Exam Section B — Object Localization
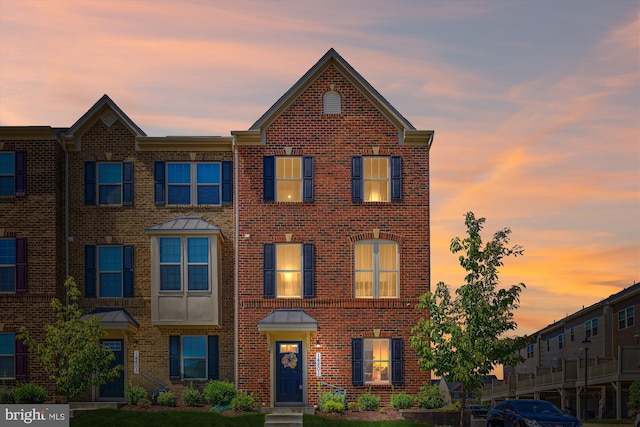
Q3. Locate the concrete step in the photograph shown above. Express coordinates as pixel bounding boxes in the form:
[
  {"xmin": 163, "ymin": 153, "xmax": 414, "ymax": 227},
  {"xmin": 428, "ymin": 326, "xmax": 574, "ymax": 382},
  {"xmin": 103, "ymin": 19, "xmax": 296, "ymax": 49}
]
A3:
[
  {"xmin": 264, "ymin": 412, "xmax": 303, "ymax": 427},
  {"xmin": 69, "ymin": 401, "xmax": 123, "ymax": 418}
]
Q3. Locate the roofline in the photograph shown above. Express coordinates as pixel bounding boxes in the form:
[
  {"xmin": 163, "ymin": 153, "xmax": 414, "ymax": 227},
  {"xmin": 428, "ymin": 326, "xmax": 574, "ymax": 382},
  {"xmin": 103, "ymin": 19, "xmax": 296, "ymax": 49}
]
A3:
[{"xmin": 136, "ymin": 136, "xmax": 233, "ymax": 152}]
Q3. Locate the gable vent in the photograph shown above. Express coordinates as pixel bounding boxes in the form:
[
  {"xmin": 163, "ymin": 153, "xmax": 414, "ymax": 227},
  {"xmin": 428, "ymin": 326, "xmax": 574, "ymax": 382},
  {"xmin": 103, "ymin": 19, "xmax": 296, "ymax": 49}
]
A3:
[
  {"xmin": 323, "ymin": 91, "xmax": 341, "ymax": 115},
  {"xmin": 101, "ymin": 111, "xmax": 117, "ymax": 128}
]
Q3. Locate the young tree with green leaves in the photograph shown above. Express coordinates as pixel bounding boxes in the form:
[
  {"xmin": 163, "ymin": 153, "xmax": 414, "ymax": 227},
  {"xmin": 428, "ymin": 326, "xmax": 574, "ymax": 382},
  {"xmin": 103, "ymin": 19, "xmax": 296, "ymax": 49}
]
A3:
[
  {"xmin": 410, "ymin": 212, "xmax": 527, "ymax": 423},
  {"xmin": 19, "ymin": 277, "xmax": 122, "ymax": 402}
]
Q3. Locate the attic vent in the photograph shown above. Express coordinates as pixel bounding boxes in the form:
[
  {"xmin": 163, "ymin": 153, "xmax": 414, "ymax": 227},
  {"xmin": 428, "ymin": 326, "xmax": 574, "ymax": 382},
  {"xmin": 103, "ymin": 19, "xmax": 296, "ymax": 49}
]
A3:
[
  {"xmin": 323, "ymin": 91, "xmax": 341, "ymax": 115},
  {"xmin": 101, "ymin": 111, "xmax": 117, "ymax": 128}
]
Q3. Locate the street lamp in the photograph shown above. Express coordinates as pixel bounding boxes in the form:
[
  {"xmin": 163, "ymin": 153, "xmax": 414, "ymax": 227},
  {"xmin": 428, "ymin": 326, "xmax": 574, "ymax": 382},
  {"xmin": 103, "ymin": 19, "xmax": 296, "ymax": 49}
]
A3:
[{"xmin": 581, "ymin": 337, "xmax": 591, "ymax": 420}]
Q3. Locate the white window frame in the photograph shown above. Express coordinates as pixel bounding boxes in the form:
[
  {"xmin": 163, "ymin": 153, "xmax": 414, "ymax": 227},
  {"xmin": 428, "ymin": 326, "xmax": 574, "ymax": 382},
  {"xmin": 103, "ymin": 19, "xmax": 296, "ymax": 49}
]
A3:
[
  {"xmin": 355, "ymin": 240, "xmax": 399, "ymax": 298},
  {"xmin": 0, "ymin": 332, "xmax": 15, "ymax": 378},
  {"xmin": 158, "ymin": 236, "xmax": 211, "ymax": 293},
  {"xmin": 0, "ymin": 238, "xmax": 16, "ymax": 293},
  {"xmin": 181, "ymin": 336, "xmax": 207, "ymax": 380},
  {"xmin": 275, "ymin": 157, "xmax": 302, "ymax": 202},
  {"xmin": 618, "ymin": 307, "xmax": 634, "ymax": 330},
  {"xmin": 97, "ymin": 162, "xmax": 123, "ymax": 205},
  {"xmin": 166, "ymin": 162, "xmax": 222, "ymax": 206},
  {"xmin": 364, "ymin": 338, "xmax": 390, "ymax": 385},
  {"xmin": 363, "ymin": 157, "xmax": 390, "ymax": 202},
  {"xmin": 275, "ymin": 243, "xmax": 302, "ymax": 298},
  {"xmin": 97, "ymin": 245, "xmax": 123, "ymax": 298}
]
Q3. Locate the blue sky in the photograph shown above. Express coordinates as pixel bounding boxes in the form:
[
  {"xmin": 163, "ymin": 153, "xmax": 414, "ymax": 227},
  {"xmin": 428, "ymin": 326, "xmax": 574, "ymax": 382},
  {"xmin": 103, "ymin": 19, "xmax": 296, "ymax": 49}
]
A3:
[{"xmin": 1, "ymin": 0, "xmax": 638, "ymax": 335}]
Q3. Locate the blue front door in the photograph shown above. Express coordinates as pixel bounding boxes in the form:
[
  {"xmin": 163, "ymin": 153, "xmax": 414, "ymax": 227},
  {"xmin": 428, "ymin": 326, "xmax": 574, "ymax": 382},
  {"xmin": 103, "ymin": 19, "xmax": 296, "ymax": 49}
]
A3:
[
  {"xmin": 275, "ymin": 341, "xmax": 303, "ymax": 405},
  {"xmin": 100, "ymin": 339, "xmax": 124, "ymax": 398}
]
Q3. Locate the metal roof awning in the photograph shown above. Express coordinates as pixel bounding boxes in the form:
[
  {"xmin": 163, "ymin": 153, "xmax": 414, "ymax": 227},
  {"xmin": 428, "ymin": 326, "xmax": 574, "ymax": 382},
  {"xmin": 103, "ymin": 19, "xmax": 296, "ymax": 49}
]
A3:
[
  {"xmin": 81, "ymin": 308, "xmax": 139, "ymax": 331},
  {"xmin": 258, "ymin": 309, "xmax": 318, "ymax": 332}
]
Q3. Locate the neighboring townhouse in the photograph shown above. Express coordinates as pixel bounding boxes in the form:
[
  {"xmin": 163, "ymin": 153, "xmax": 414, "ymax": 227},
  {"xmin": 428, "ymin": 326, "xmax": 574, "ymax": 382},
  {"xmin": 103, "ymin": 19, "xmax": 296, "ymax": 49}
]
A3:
[
  {"xmin": 233, "ymin": 49, "xmax": 433, "ymax": 407},
  {"xmin": 483, "ymin": 282, "xmax": 640, "ymax": 420},
  {"xmin": 0, "ymin": 48, "xmax": 433, "ymax": 407}
]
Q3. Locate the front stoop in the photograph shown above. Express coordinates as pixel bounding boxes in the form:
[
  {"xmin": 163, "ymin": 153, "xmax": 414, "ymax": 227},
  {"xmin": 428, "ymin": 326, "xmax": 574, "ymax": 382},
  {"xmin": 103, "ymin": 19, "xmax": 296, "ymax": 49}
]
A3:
[
  {"xmin": 69, "ymin": 401, "xmax": 123, "ymax": 418},
  {"xmin": 263, "ymin": 407, "xmax": 313, "ymax": 427}
]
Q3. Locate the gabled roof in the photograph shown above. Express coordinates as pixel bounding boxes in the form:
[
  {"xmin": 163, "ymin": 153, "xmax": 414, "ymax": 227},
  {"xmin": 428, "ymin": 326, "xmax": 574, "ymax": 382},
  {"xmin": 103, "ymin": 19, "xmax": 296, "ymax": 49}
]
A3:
[
  {"xmin": 81, "ymin": 307, "xmax": 139, "ymax": 331},
  {"xmin": 146, "ymin": 216, "xmax": 224, "ymax": 237},
  {"xmin": 236, "ymin": 48, "xmax": 433, "ymax": 147},
  {"xmin": 64, "ymin": 94, "xmax": 146, "ymax": 149}
]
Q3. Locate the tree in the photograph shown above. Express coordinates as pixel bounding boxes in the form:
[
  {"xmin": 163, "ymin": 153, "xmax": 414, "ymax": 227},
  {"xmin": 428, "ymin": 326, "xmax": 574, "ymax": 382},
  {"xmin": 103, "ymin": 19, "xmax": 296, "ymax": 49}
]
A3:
[
  {"xmin": 19, "ymin": 277, "xmax": 122, "ymax": 402},
  {"xmin": 410, "ymin": 212, "xmax": 527, "ymax": 423}
]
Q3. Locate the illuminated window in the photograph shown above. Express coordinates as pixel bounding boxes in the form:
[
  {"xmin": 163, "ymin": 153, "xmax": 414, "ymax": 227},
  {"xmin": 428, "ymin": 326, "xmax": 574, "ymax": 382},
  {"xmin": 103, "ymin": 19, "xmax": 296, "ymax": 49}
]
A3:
[
  {"xmin": 276, "ymin": 244, "xmax": 302, "ymax": 298},
  {"xmin": 352, "ymin": 156, "xmax": 402, "ymax": 203},
  {"xmin": 355, "ymin": 241, "xmax": 398, "ymax": 298},
  {"xmin": 364, "ymin": 339, "xmax": 390, "ymax": 384},
  {"xmin": 364, "ymin": 157, "xmax": 389, "ymax": 202},
  {"xmin": 276, "ymin": 158, "xmax": 302, "ymax": 202}
]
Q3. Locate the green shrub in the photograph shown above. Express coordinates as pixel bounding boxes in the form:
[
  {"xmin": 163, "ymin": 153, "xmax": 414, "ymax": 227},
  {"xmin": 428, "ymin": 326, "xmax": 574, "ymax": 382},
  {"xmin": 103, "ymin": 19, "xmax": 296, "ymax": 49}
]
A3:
[
  {"xmin": 157, "ymin": 390, "xmax": 177, "ymax": 407},
  {"xmin": 319, "ymin": 391, "xmax": 345, "ymax": 411},
  {"xmin": 323, "ymin": 400, "xmax": 345, "ymax": 413},
  {"xmin": 230, "ymin": 393, "xmax": 254, "ymax": 412},
  {"xmin": 14, "ymin": 383, "xmax": 47, "ymax": 404},
  {"xmin": 417, "ymin": 383, "xmax": 445, "ymax": 409},
  {"xmin": 629, "ymin": 380, "xmax": 640, "ymax": 411},
  {"xmin": 137, "ymin": 397, "xmax": 151, "ymax": 408},
  {"xmin": 181, "ymin": 383, "xmax": 202, "ymax": 407},
  {"xmin": 0, "ymin": 386, "xmax": 15, "ymax": 404},
  {"xmin": 358, "ymin": 391, "xmax": 380, "ymax": 411},
  {"xmin": 391, "ymin": 392, "xmax": 414, "ymax": 409},
  {"xmin": 347, "ymin": 402, "xmax": 360, "ymax": 412},
  {"xmin": 204, "ymin": 380, "xmax": 236, "ymax": 406},
  {"xmin": 126, "ymin": 383, "xmax": 148, "ymax": 405}
]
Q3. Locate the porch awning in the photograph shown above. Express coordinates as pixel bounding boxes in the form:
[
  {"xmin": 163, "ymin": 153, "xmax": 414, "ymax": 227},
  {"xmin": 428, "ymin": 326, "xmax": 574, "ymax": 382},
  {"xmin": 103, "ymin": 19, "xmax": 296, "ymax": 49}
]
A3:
[
  {"xmin": 81, "ymin": 308, "xmax": 139, "ymax": 331},
  {"xmin": 258, "ymin": 309, "xmax": 318, "ymax": 332}
]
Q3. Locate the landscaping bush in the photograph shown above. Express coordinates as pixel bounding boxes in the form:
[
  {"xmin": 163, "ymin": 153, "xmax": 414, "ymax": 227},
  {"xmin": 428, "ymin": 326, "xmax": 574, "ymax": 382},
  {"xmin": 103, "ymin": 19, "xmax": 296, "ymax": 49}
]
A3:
[
  {"xmin": 204, "ymin": 380, "xmax": 236, "ymax": 406},
  {"xmin": 126, "ymin": 383, "xmax": 148, "ymax": 405},
  {"xmin": 137, "ymin": 397, "xmax": 151, "ymax": 408},
  {"xmin": 323, "ymin": 400, "xmax": 345, "ymax": 413},
  {"xmin": 231, "ymin": 393, "xmax": 254, "ymax": 412},
  {"xmin": 319, "ymin": 391, "xmax": 345, "ymax": 411},
  {"xmin": 417, "ymin": 383, "xmax": 445, "ymax": 409},
  {"xmin": 181, "ymin": 383, "xmax": 202, "ymax": 407},
  {"xmin": 358, "ymin": 390, "xmax": 380, "ymax": 411},
  {"xmin": 629, "ymin": 380, "xmax": 640, "ymax": 411},
  {"xmin": 347, "ymin": 402, "xmax": 360, "ymax": 412},
  {"xmin": 391, "ymin": 392, "xmax": 415, "ymax": 409},
  {"xmin": 157, "ymin": 390, "xmax": 177, "ymax": 407},
  {"xmin": 0, "ymin": 386, "xmax": 15, "ymax": 404},
  {"xmin": 14, "ymin": 383, "xmax": 47, "ymax": 404}
]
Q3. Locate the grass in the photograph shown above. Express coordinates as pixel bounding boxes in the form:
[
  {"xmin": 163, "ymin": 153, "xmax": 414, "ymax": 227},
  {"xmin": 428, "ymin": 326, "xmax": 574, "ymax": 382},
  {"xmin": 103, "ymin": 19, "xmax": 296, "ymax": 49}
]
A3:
[{"xmin": 70, "ymin": 408, "xmax": 425, "ymax": 426}]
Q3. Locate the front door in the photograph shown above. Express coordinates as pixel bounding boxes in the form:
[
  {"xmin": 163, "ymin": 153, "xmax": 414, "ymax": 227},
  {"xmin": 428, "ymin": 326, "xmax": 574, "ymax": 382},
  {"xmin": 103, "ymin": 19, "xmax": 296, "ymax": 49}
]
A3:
[
  {"xmin": 100, "ymin": 339, "xmax": 125, "ymax": 398},
  {"xmin": 275, "ymin": 341, "xmax": 303, "ymax": 405}
]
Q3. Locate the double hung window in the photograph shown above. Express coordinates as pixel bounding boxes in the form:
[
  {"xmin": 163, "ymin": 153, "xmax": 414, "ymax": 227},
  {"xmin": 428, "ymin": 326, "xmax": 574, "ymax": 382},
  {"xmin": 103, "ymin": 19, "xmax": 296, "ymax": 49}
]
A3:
[
  {"xmin": 84, "ymin": 162, "xmax": 133, "ymax": 205},
  {"xmin": 586, "ymin": 318, "xmax": 598, "ymax": 338},
  {"xmin": 154, "ymin": 161, "xmax": 232, "ymax": 206},
  {"xmin": 0, "ymin": 238, "xmax": 26, "ymax": 293},
  {"xmin": 352, "ymin": 156, "xmax": 402, "ymax": 202},
  {"xmin": 169, "ymin": 335, "xmax": 219, "ymax": 380},
  {"xmin": 0, "ymin": 151, "xmax": 26, "ymax": 197},
  {"xmin": 355, "ymin": 241, "xmax": 398, "ymax": 298},
  {"xmin": 352, "ymin": 338, "xmax": 402, "ymax": 385},
  {"xmin": 0, "ymin": 333, "xmax": 14, "ymax": 378},
  {"xmin": 263, "ymin": 243, "xmax": 314, "ymax": 298},
  {"xmin": 618, "ymin": 307, "xmax": 634, "ymax": 330},
  {"xmin": 263, "ymin": 156, "xmax": 314, "ymax": 202},
  {"xmin": 160, "ymin": 237, "xmax": 209, "ymax": 291},
  {"xmin": 84, "ymin": 245, "xmax": 133, "ymax": 298}
]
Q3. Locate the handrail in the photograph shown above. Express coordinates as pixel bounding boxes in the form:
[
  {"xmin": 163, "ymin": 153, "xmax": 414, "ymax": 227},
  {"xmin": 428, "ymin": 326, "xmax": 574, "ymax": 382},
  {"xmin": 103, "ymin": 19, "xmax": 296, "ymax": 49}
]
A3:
[
  {"xmin": 319, "ymin": 381, "xmax": 347, "ymax": 405},
  {"xmin": 138, "ymin": 371, "xmax": 168, "ymax": 389}
]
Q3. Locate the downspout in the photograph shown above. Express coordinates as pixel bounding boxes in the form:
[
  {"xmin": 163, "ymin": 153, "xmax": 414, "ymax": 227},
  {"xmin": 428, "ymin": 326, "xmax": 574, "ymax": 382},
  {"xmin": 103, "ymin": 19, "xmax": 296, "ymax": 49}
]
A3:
[
  {"xmin": 62, "ymin": 135, "xmax": 70, "ymax": 305},
  {"xmin": 233, "ymin": 135, "xmax": 239, "ymax": 389}
]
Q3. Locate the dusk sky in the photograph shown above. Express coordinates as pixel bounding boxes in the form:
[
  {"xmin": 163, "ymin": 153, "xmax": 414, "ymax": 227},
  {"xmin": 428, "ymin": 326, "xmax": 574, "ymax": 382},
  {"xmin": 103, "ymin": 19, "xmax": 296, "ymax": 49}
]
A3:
[{"xmin": 1, "ymin": 1, "xmax": 638, "ymax": 337}]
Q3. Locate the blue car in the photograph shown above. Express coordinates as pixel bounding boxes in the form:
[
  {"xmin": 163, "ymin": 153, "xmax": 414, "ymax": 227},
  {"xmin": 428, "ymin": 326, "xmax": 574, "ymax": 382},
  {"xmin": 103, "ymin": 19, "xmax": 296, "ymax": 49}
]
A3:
[{"xmin": 487, "ymin": 399, "xmax": 582, "ymax": 427}]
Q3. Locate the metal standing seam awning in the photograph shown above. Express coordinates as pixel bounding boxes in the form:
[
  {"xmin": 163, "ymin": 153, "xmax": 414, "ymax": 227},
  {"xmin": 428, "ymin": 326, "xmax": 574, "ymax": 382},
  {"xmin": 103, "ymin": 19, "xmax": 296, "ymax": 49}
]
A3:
[
  {"xmin": 81, "ymin": 307, "xmax": 139, "ymax": 332},
  {"xmin": 257, "ymin": 309, "xmax": 318, "ymax": 332}
]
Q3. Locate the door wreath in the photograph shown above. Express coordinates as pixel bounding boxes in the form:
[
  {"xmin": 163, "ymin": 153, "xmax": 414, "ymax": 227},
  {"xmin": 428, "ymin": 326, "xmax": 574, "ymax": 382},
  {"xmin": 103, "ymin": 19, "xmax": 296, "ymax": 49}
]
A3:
[{"xmin": 281, "ymin": 352, "xmax": 298, "ymax": 369}]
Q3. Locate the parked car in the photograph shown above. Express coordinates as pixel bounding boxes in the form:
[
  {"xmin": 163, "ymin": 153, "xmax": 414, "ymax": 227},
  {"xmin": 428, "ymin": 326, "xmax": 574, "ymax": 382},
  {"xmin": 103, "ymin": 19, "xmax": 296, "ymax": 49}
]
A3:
[
  {"xmin": 466, "ymin": 404, "xmax": 489, "ymax": 418},
  {"xmin": 487, "ymin": 399, "xmax": 581, "ymax": 427}
]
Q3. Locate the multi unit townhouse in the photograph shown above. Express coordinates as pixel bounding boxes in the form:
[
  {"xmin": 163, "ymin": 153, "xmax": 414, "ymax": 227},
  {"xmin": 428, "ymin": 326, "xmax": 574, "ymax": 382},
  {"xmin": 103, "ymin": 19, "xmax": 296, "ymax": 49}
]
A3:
[
  {"xmin": 0, "ymin": 48, "xmax": 433, "ymax": 407},
  {"xmin": 482, "ymin": 282, "xmax": 640, "ymax": 420}
]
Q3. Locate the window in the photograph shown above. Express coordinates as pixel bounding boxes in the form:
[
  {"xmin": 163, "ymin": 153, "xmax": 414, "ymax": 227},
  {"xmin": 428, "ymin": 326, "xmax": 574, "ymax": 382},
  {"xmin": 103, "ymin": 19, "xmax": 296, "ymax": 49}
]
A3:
[
  {"xmin": 0, "ymin": 238, "xmax": 27, "ymax": 293},
  {"xmin": 0, "ymin": 333, "xmax": 14, "ymax": 378},
  {"xmin": 323, "ymin": 91, "xmax": 341, "ymax": 114},
  {"xmin": 84, "ymin": 162, "xmax": 133, "ymax": 205},
  {"xmin": 527, "ymin": 343, "xmax": 534, "ymax": 358},
  {"xmin": 558, "ymin": 334, "xmax": 564, "ymax": 349},
  {"xmin": 547, "ymin": 340, "xmax": 550, "ymax": 352},
  {"xmin": 0, "ymin": 151, "xmax": 26, "ymax": 197},
  {"xmin": 355, "ymin": 241, "xmax": 398, "ymax": 298},
  {"xmin": 84, "ymin": 245, "xmax": 133, "ymax": 298},
  {"xmin": 263, "ymin": 156, "xmax": 314, "ymax": 202},
  {"xmin": 586, "ymin": 318, "xmax": 598, "ymax": 338},
  {"xmin": 570, "ymin": 327, "xmax": 574, "ymax": 341},
  {"xmin": 351, "ymin": 156, "xmax": 402, "ymax": 202},
  {"xmin": 352, "ymin": 338, "xmax": 402, "ymax": 386},
  {"xmin": 263, "ymin": 243, "xmax": 314, "ymax": 298},
  {"xmin": 619, "ymin": 307, "xmax": 634, "ymax": 330},
  {"xmin": 160, "ymin": 237, "xmax": 209, "ymax": 291},
  {"xmin": 169, "ymin": 335, "xmax": 218, "ymax": 380},
  {"xmin": 154, "ymin": 161, "xmax": 232, "ymax": 206}
]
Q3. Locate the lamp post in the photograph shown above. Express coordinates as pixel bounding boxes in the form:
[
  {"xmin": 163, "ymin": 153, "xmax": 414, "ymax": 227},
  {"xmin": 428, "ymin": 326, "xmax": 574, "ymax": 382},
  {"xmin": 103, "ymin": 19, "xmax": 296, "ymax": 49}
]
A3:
[{"xmin": 582, "ymin": 337, "xmax": 591, "ymax": 420}]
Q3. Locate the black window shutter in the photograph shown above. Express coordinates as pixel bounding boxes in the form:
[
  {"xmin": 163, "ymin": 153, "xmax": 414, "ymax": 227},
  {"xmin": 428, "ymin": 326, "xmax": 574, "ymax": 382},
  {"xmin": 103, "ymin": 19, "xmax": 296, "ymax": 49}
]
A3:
[
  {"xmin": 84, "ymin": 161, "xmax": 96, "ymax": 205},
  {"xmin": 391, "ymin": 338, "xmax": 403, "ymax": 385},
  {"xmin": 352, "ymin": 338, "xmax": 364, "ymax": 385},
  {"xmin": 303, "ymin": 156, "xmax": 314, "ymax": 202},
  {"xmin": 263, "ymin": 156, "xmax": 275, "ymax": 202},
  {"xmin": 221, "ymin": 161, "xmax": 232, "ymax": 204},
  {"xmin": 15, "ymin": 337, "xmax": 27, "ymax": 380},
  {"xmin": 263, "ymin": 243, "xmax": 275, "ymax": 298},
  {"xmin": 303, "ymin": 243, "xmax": 314, "ymax": 298},
  {"xmin": 154, "ymin": 161, "xmax": 165, "ymax": 205},
  {"xmin": 84, "ymin": 245, "xmax": 96, "ymax": 298},
  {"xmin": 207, "ymin": 336, "xmax": 219, "ymax": 380},
  {"xmin": 169, "ymin": 336, "xmax": 181, "ymax": 380},
  {"xmin": 122, "ymin": 162, "xmax": 134, "ymax": 206},
  {"xmin": 390, "ymin": 156, "xmax": 402, "ymax": 201},
  {"xmin": 351, "ymin": 156, "xmax": 363, "ymax": 202},
  {"xmin": 15, "ymin": 238, "xmax": 27, "ymax": 293},
  {"xmin": 14, "ymin": 151, "xmax": 26, "ymax": 197},
  {"xmin": 123, "ymin": 245, "xmax": 134, "ymax": 298}
]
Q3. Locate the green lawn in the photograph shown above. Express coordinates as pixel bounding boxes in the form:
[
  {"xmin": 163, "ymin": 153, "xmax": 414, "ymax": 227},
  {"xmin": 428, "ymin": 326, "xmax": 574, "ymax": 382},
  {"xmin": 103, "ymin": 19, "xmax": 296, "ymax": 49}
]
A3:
[{"xmin": 70, "ymin": 408, "xmax": 426, "ymax": 426}]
